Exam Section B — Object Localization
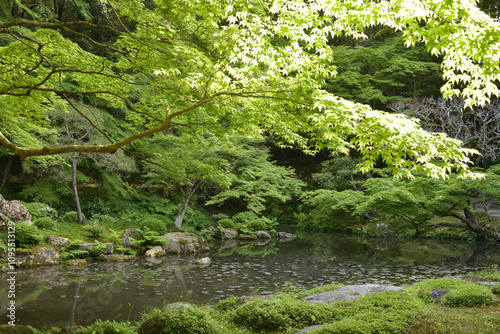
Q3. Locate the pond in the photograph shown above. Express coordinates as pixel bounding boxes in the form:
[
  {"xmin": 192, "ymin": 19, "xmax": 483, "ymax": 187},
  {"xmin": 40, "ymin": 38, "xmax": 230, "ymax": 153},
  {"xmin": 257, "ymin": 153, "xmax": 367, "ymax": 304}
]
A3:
[{"xmin": 2, "ymin": 232, "xmax": 500, "ymax": 330}]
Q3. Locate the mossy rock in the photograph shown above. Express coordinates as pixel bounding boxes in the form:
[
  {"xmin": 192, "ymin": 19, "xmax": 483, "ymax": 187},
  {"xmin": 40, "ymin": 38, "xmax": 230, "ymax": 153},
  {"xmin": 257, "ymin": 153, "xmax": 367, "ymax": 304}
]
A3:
[
  {"xmin": 410, "ymin": 278, "xmax": 475, "ymax": 303},
  {"xmin": 441, "ymin": 284, "xmax": 495, "ymax": 307}
]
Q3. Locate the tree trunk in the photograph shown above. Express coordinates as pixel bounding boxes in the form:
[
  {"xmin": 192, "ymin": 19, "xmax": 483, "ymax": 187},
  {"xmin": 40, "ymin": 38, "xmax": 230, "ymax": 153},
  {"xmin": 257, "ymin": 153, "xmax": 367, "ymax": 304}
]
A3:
[
  {"xmin": 174, "ymin": 182, "xmax": 200, "ymax": 228},
  {"xmin": 72, "ymin": 152, "xmax": 83, "ymax": 223},
  {"xmin": 1, "ymin": 155, "xmax": 13, "ymax": 187}
]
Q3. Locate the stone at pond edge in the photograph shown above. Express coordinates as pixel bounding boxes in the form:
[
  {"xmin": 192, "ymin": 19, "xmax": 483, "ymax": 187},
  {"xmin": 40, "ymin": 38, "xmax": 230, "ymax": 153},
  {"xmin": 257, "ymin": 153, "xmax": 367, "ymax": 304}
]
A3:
[
  {"xmin": 276, "ymin": 232, "xmax": 296, "ymax": 241},
  {"xmin": 218, "ymin": 228, "xmax": 239, "ymax": 240},
  {"xmin": 256, "ymin": 231, "xmax": 272, "ymax": 239},
  {"xmin": 121, "ymin": 228, "xmax": 141, "ymax": 248},
  {"xmin": 195, "ymin": 257, "xmax": 211, "ymax": 265},
  {"xmin": 47, "ymin": 235, "xmax": 69, "ymax": 248},
  {"xmin": 431, "ymin": 289, "xmax": 450, "ymax": 302},
  {"xmin": 78, "ymin": 243, "xmax": 113, "ymax": 256},
  {"xmin": 145, "ymin": 246, "xmax": 166, "ymax": 258},
  {"xmin": 159, "ymin": 232, "xmax": 209, "ymax": 254},
  {"xmin": 301, "ymin": 284, "xmax": 406, "ymax": 305},
  {"xmin": 0, "ymin": 194, "xmax": 33, "ymax": 229},
  {"xmin": 17, "ymin": 247, "xmax": 60, "ymax": 266},
  {"xmin": 66, "ymin": 259, "xmax": 87, "ymax": 266}
]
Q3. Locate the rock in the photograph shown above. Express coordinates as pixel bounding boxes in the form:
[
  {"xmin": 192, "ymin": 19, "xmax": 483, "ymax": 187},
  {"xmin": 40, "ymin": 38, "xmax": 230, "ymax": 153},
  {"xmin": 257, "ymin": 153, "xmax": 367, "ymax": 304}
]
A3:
[
  {"xmin": 78, "ymin": 243, "xmax": 113, "ymax": 256},
  {"xmin": 256, "ymin": 231, "xmax": 272, "ymax": 239},
  {"xmin": 195, "ymin": 257, "xmax": 211, "ymax": 265},
  {"xmin": 145, "ymin": 246, "xmax": 166, "ymax": 258},
  {"xmin": 201, "ymin": 226, "xmax": 215, "ymax": 234},
  {"xmin": 47, "ymin": 235, "xmax": 69, "ymax": 248},
  {"xmin": 294, "ymin": 325, "xmax": 323, "ymax": 333},
  {"xmin": 97, "ymin": 254, "xmax": 135, "ymax": 262},
  {"xmin": 238, "ymin": 234, "xmax": 257, "ymax": 241},
  {"xmin": 218, "ymin": 228, "xmax": 239, "ymax": 240},
  {"xmin": 431, "ymin": 289, "xmax": 450, "ymax": 302},
  {"xmin": 276, "ymin": 232, "xmax": 297, "ymax": 241},
  {"xmin": 160, "ymin": 232, "xmax": 209, "ymax": 254},
  {"xmin": 19, "ymin": 247, "xmax": 60, "ymax": 266},
  {"xmin": 121, "ymin": 228, "xmax": 141, "ymax": 248},
  {"xmin": 0, "ymin": 194, "xmax": 33, "ymax": 229},
  {"xmin": 0, "ymin": 324, "xmax": 35, "ymax": 333},
  {"xmin": 301, "ymin": 284, "xmax": 405, "ymax": 305}
]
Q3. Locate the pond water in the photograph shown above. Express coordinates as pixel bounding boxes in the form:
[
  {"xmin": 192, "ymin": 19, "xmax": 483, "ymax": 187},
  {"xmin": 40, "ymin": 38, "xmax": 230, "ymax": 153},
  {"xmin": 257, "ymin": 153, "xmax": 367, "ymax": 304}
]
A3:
[{"xmin": 2, "ymin": 232, "xmax": 500, "ymax": 330}]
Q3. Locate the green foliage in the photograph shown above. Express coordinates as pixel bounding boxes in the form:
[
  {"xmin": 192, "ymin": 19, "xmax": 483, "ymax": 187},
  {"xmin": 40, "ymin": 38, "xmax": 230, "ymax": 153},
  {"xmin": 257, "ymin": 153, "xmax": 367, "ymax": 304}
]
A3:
[
  {"xmin": 72, "ymin": 319, "xmax": 136, "ymax": 334},
  {"xmin": 491, "ymin": 285, "xmax": 500, "ymax": 296},
  {"xmin": 312, "ymin": 155, "xmax": 365, "ymax": 191},
  {"xmin": 410, "ymin": 278, "xmax": 477, "ymax": 303},
  {"xmin": 138, "ymin": 306, "xmax": 220, "ymax": 334},
  {"xmin": 217, "ymin": 218, "xmax": 234, "ymax": 229},
  {"xmin": 213, "ymin": 296, "xmax": 240, "ymax": 313},
  {"xmin": 60, "ymin": 211, "xmax": 82, "ymax": 223},
  {"xmin": 230, "ymin": 296, "xmax": 340, "ymax": 332},
  {"xmin": 141, "ymin": 218, "xmax": 166, "ymax": 235},
  {"xmin": 24, "ymin": 202, "xmax": 58, "ymax": 220},
  {"xmin": 15, "ymin": 222, "xmax": 41, "ymax": 248},
  {"xmin": 83, "ymin": 222, "xmax": 106, "ymax": 238},
  {"xmin": 441, "ymin": 285, "xmax": 495, "ymax": 307},
  {"xmin": 20, "ymin": 176, "xmax": 71, "ymax": 206},
  {"xmin": 59, "ymin": 249, "xmax": 89, "ymax": 261},
  {"xmin": 34, "ymin": 217, "xmax": 56, "ymax": 231},
  {"xmin": 316, "ymin": 292, "xmax": 427, "ymax": 334}
]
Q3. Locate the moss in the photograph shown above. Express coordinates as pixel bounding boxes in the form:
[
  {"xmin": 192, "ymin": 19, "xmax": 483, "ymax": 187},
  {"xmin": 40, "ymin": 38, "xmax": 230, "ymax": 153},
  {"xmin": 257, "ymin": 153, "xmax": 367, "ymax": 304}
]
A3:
[
  {"xmin": 66, "ymin": 259, "xmax": 87, "ymax": 266},
  {"xmin": 178, "ymin": 238, "xmax": 189, "ymax": 245},
  {"xmin": 410, "ymin": 278, "xmax": 476, "ymax": 303},
  {"xmin": 138, "ymin": 306, "xmax": 220, "ymax": 334},
  {"xmin": 441, "ymin": 285, "xmax": 495, "ymax": 307}
]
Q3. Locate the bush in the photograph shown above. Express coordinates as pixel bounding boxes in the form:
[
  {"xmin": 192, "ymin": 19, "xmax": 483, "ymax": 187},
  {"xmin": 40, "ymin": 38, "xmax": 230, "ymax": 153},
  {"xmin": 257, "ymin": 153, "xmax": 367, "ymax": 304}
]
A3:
[
  {"xmin": 141, "ymin": 217, "xmax": 166, "ymax": 235},
  {"xmin": 441, "ymin": 284, "xmax": 495, "ymax": 307},
  {"xmin": 232, "ymin": 211, "xmax": 259, "ymax": 223},
  {"xmin": 492, "ymin": 284, "xmax": 500, "ymax": 295},
  {"xmin": 217, "ymin": 219, "xmax": 234, "ymax": 229},
  {"xmin": 138, "ymin": 306, "xmax": 220, "ymax": 334},
  {"xmin": 410, "ymin": 278, "xmax": 474, "ymax": 303},
  {"xmin": 230, "ymin": 296, "xmax": 341, "ymax": 332},
  {"xmin": 72, "ymin": 320, "xmax": 135, "ymax": 334},
  {"xmin": 15, "ymin": 222, "xmax": 41, "ymax": 247},
  {"xmin": 61, "ymin": 211, "xmax": 83, "ymax": 223},
  {"xmin": 34, "ymin": 217, "xmax": 56, "ymax": 230},
  {"xmin": 24, "ymin": 202, "xmax": 58, "ymax": 220},
  {"xmin": 83, "ymin": 222, "xmax": 106, "ymax": 238},
  {"xmin": 315, "ymin": 292, "xmax": 427, "ymax": 334}
]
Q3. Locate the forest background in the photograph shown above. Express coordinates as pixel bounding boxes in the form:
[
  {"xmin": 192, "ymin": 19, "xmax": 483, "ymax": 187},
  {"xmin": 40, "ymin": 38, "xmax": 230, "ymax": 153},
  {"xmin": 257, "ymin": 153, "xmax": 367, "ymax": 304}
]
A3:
[{"xmin": 1, "ymin": 0, "xmax": 500, "ymax": 250}]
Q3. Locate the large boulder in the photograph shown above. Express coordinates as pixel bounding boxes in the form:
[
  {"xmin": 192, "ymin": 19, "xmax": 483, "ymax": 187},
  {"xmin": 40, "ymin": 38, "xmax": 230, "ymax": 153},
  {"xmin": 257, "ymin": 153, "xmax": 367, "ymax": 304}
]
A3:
[
  {"xmin": 301, "ymin": 284, "xmax": 406, "ymax": 305},
  {"xmin": 121, "ymin": 228, "xmax": 141, "ymax": 248},
  {"xmin": 0, "ymin": 194, "xmax": 33, "ymax": 229},
  {"xmin": 145, "ymin": 246, "xmax": 166, "ymax": 258},
  {"xmin": 17, "ymin": 247, "xmax": 60, "ymax": 266},
  {"xmin": 218, "ymin": 228, "xmax": 239, "ymax": 240},
  {"xmin": 276, "ymin": 232, "xmax": 296, "ymax": 241},
  {"xmin": 47, "ymin": 235, "xmax": 69, "ymax": 248},
  {"xmin": 160, "ymin": 232, "xmax": 209, "ymax": 254}
]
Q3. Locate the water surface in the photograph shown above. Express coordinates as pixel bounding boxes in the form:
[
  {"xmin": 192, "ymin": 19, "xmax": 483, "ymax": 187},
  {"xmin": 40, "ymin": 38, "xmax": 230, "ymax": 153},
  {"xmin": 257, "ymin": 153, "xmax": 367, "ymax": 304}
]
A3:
[{"xmin": 1, "ymin": 232, "xmax": 499, "ymax": 330}]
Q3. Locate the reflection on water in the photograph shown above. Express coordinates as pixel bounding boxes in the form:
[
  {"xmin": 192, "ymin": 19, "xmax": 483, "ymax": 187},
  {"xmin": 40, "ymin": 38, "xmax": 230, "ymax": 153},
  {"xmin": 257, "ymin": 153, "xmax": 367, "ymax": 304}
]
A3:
[{"xmin": 1, "ymin": 232, "xmax": 499, "ymax": 330}]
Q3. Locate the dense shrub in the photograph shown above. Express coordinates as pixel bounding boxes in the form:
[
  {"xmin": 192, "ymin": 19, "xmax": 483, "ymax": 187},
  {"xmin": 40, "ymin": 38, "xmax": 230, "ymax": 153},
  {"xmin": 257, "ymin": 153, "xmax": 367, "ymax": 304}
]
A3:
[
  {"xmin": 34, "ymin": 217, "xmax": 56, "ymax": 230},
  {"xmin": 217, "ymin": 218, "xmax": 234, "ymax": 229},
  {"xmin": 410, "ymin": 278, "xmax": 474, "ymax": 303},
  {"xmin": 72, "ymin": 320, "xmax": 135, "ymax": 334},
  {"xmin": 232, "ymin": 211, "xmax": 259, "ymax": 223},
  {"xmin": 492, "ymin": 284, "xmax": 500, "ymax": 295},
  {"xmin": 441, "ymin": 285, "xmax": 495, "ymax": 307},
  {"xmin": 315, "ymin": 291, "xmax": 427, "ymax": 334},
  {"xmin": 15, "ymin": 222, "xmax": 41, "ymax": 247},
  {"xmin": 83, "ymin": 222, "xmax": 106, "ymax": 238},
  {"xmin": 230, "ymin": 296, "xmax": 340, "ymax": 332},
  {"xmin": 141, "ymin": 217, "xmax": 166, "ymax": 235},
  {"xmin": 61, "ymin": 211, "xmax": 83, "ymax": 223},
  {"xmin": 138, "ymin": 306, "xmax": 220, "ymax": 334},
  {"xmin": 24, "ymin": 202, "xmax": 58, "ymax": 220}
]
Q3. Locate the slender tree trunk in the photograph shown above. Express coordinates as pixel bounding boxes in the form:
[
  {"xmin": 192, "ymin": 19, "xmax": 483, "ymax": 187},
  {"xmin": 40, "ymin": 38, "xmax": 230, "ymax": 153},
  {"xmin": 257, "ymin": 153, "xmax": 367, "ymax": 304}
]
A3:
[
  {"xmin": 72, "ymin": 152, "xmax": 83, "ymax": 223},
  {"xmin": 174, "ymin": 182, "xmax": 200, "ymax": 228},
  {"xmin": 1, "ymin": 155, "xmax": 13, "ymax": 187}
]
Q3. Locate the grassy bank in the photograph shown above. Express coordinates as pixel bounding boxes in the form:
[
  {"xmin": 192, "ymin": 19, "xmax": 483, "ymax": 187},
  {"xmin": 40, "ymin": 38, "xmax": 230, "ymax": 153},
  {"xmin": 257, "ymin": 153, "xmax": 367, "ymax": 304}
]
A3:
[{"xmin": 26, "ymin": 270, "xmax": 500, "ymax": 334}]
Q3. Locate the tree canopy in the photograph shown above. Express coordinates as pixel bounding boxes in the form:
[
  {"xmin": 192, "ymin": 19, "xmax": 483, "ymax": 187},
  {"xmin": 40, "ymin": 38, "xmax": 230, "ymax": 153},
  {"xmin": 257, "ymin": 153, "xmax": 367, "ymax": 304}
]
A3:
[{"xmin": 1, "ymin": 0, "xmax": 499, "ymax": 177}]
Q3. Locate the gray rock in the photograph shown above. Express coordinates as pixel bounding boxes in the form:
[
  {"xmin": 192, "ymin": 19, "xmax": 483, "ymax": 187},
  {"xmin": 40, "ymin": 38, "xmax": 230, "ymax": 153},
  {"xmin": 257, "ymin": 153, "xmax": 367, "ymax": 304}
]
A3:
[
  {"xmin": 0, "ymin": 194, "xmax": 33, "ymax": 229},
  {"xmin": 218, "ymin": 228, "xmax": 239, "ymax": 240},
  {"xmin": 160, "ymin": 232, "xmax": 209, "ymax": 254},
  {"xmin": 256, "ymin": 231, "xmax": 272, "ymax": 239},
  {"xmin": 121, "ymin": 228, "xmax": 141, "ymax": 248},
  {"xmin": 276, "ymin": 232, "xmax": 296, "ymax": 241},
  {"xmin": 145, "ymin": 246, "xmax": 165, "ymax": 258},
  {"xmin": 195, "ymin": 257, "xmax": 211, "ymax": 265},
  {"xmin": 294, "ymin": 325, "xmax": 323, "ymax": 333},
  {"xmin": 431, "ymin": 289, "xmax": 450, "ymax": 302},
  {"xmin": 78, "ymin": 243, "xmax": 113, "ymax": 256},
  {"xmin": 97, "ymin": 254, "xmax": 134, "ymax": 262},
  {"xmin": 164, "ymin": 302, "xmax": 192, "ymax": 310},
  {"xmin": 301, "ymin": 284, "xmax": 405, "ymax": 305},
  {"xmin": 19, "ymin": 247, "xmax": 60, "ymax": 266},
  {"xmin": 47, "ymin": 235, "xmax": 69, "ymax": 248}
]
